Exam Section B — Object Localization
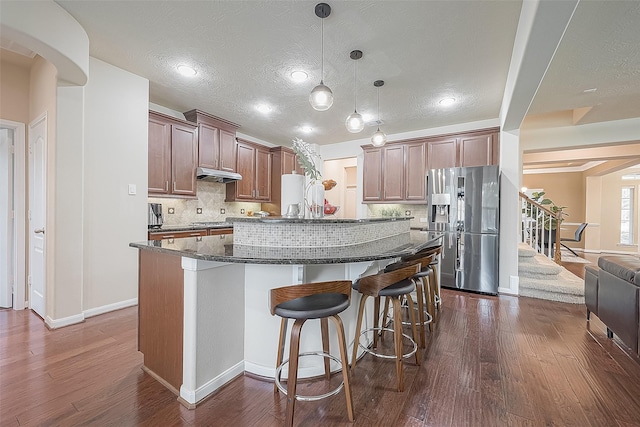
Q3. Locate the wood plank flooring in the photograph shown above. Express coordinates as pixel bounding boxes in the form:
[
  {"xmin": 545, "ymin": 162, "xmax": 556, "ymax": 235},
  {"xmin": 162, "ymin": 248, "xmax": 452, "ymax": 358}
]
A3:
[{"xmin": 2, "ymin": 287, "xmax": 640, "ymax": 426}]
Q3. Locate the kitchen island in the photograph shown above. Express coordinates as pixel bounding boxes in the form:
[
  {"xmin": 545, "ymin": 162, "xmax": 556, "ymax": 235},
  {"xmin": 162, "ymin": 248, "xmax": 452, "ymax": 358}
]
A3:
[{"xmin": 130, "ymin": 217, "xmax": 442, "ymax": 407}]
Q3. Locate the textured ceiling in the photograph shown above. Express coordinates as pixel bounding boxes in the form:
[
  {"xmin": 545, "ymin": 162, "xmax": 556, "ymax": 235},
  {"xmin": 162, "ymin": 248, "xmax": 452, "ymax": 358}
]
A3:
[
  {"xmin": 55, "ymin": 0, "xmax": 522, "ymax": 146},
  {"xmin": 529, "ymin": 0, "xmax": 640, "ymax": 125}
]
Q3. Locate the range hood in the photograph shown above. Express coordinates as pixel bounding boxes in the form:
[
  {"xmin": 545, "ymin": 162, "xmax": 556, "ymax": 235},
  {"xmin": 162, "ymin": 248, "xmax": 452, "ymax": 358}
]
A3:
[{"xmin": 196, "ymin": 167, "xmax": 242, "ymax": 183}]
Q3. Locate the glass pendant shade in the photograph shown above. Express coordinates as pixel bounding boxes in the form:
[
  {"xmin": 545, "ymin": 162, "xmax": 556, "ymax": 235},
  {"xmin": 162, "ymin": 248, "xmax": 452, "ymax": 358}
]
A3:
[
  {"xmin": 371, "ymin": 128, "xmax": 387, "ymax": 147},
  {"xmin": 345, "ymin": 111, "xmax": 364, "ymax": 133},
  {"xmin": 309, "ymin": 81, "xmax": 334, "ymax": 111}
]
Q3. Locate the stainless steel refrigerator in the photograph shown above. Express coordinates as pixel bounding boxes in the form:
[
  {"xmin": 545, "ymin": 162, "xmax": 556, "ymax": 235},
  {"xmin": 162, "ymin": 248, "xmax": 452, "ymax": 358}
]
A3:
[{"xmin": 427, "ymin": 165, "xmax": 499, "ymax": 294}]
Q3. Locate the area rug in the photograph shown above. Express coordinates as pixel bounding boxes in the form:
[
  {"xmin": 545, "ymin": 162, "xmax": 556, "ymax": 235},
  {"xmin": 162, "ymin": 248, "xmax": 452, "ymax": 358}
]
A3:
[{"xmin": 560, "ymin": 248, "xmax": 591, "ymax": 264}]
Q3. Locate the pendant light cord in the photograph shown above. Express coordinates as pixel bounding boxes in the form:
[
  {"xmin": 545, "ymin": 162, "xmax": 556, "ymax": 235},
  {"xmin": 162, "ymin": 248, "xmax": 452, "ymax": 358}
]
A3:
[
  {"xmin": 321, "ymin": 18, "xmax": 325, "ymax": 82},
  {"xmin": 377, "ymin": 86, "xmax": 380, "ymax": 122},
  {"xmin": 353, "ymin": 59, "xmax": 357, "ymax": 111}
]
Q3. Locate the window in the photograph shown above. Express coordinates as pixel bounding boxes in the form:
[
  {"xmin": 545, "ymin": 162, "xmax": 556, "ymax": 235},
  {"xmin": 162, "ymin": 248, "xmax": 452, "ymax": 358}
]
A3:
[{"xmin": 620, "ymin": 186, "xmax": 634, "ymax": 244}]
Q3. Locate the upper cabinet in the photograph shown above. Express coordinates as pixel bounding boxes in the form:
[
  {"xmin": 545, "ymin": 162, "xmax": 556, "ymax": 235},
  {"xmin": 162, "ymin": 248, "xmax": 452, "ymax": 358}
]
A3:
[
  {"xmin": 363, "ymin": 142, "xmax": 427, "ymax": 203},
  {"xmin": 362, "ymin": 127, "xmax": 499, "ymax": 204},
  {"xmin": 183, "ymin": 109, "xmax": 239, "ymax": 173},
  {"xmin": 148, "ymin": 111, "xmax": 198, "ymax": 197},
  {"xmin": 362, "ymin": 147, "xmax": 383, "ymax": 202},
  {"xmin": 427, "ymin": 128, "xmax": 500, "ymax": 169},
  {"xmin": 226, "ymin": 139, "xmax": 272, "ymax": 202}
]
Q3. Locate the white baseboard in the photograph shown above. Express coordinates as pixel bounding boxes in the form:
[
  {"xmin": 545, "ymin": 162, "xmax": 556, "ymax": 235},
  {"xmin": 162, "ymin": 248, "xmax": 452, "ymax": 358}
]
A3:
[
  {"xmin": 180, "ymin": 361, "xmax": 245, "ymax": 405},
  {"xmin": 46, "ymin": 312, "xmax": 85, "ymax": 329},
  {"xmin": 83, "ymin": 298, "xmax": 138, "ymax": 318}
]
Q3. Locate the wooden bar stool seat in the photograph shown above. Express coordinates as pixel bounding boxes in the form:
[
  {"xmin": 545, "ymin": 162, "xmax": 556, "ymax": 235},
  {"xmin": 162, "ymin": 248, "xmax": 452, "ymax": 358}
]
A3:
[
  {"xmin": 350, "ymin": 263, "xmax": 421, "ymax": 392},
  {"xmin": 270, "ymin": 281, "xmax": 355, "ymax": 427}
]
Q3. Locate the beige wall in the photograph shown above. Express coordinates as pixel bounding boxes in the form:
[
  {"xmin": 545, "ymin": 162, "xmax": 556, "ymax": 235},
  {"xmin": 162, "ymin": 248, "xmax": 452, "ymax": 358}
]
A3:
[
  {"xmin": 594, "ymin": 167, "xmax": 640, "ymax": 253},
  {"xmin": 0, "ymin": 54, "xmax": 30, "ymax": 123},
  {"xmin": 523, "ymin": 171, "xmax": 585, "ymax": 248}
]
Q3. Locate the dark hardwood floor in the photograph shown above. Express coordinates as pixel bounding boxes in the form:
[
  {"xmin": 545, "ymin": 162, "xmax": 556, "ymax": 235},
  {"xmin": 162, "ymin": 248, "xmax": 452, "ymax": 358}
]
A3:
[{"xmin": 2, "ymin": 286, "xmax": 640, "ymax": 426}]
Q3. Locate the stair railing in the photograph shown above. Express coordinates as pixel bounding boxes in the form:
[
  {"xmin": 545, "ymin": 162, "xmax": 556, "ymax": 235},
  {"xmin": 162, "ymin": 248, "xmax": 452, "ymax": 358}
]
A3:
[{"xmin": 519, "ymin": 192, "xmax": 564, "ymax": 264}]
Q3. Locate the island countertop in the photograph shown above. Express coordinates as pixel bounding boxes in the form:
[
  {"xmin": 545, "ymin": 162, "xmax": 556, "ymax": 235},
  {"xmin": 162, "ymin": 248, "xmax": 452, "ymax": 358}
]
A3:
[{"xmin": 129, "ymin": 229, "xmax": 443, "ymax": 265}]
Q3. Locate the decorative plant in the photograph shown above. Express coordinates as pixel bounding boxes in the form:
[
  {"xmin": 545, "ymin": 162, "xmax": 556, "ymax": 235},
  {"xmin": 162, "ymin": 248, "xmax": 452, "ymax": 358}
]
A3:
[
  {"xmin": 525, "ymin": 191, "xmax": 567, "ymax": 230},
  {"xmin": 291, "ymin": 137, "xmax": 322, "ymax": 181}
]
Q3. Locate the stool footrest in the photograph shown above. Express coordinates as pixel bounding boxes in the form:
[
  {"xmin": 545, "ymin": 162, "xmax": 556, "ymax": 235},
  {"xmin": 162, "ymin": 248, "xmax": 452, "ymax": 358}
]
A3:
[
  {"xmin": 357, "ymin": 327, "xmax": 417, "ymax": 360},
  {"xmin": 274, "ymin": 351, "xmax": 345, "ymax": 402}
]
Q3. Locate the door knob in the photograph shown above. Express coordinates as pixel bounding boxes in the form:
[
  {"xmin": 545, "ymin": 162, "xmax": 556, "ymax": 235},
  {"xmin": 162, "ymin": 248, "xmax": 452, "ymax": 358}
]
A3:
[{"xmin": 34, "ymin": 228, "xmax": 45, "ymax": 234}]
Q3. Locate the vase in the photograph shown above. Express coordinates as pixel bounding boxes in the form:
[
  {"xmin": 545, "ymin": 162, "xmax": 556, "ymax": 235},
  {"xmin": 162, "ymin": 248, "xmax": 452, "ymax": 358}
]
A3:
[{"xmin": 309, "ymin": 182, "xmax": 325, "ymax": 218}]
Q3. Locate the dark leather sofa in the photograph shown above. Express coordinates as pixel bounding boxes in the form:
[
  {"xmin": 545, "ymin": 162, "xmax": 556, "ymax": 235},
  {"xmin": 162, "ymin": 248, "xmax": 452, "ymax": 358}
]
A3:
[{"xmin": 584, "ymin": 256, "xmax": 640, "ymax": 355}]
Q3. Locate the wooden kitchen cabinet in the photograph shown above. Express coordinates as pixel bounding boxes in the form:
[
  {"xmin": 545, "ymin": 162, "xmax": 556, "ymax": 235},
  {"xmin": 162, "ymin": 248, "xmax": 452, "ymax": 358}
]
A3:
[
  {"xmin": 427, "ymin": 128, "xmax": 500, "ymax": 169},
  {"xmin": 148, "ymin": 111, "xmax": 198, "ymax": 197},
  {"xmin": 405, "ymin": 142, "xmax": 427, "ymax": 201},
  {"xmin": 458, "ymin": 131, "xmax": 499, "ymax": 167},
  {"xmin": 427, "ymin": 137, "xmax": 458, "ymax": 169},
  {"xmin": 363, "ymin": 142, "xmax": 427, "ymax": 203},
  {"xmin": 226, "ymin": 139, "xmax": 272, "ymax": 202},
  {"xmin": 362, "ymin": 147, "xmax": 383, "ymax": 201},
  {"xmin": 183, "ymin": 109, "xmax": 239, "ymax": 173},
  {"xmin": 382, "ymin": 144, "xmax": 405, "ymax": 201}
]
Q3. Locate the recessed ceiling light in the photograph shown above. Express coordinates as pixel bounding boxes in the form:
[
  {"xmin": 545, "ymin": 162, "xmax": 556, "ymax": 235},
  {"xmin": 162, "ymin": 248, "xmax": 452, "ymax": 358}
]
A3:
[
  {"xmin": 300, "ymin": 126, "xmax": 313, "ymax": 133},
  {"xmin": 439, "ymin": 97, "xmax": 456, "ymax": 106},
  {"xmin": 177, "ymin": 65, "xmax": 197, "ymax": 76},
  {"xmin": 291, "ymin": 70, "xmax": 308, "ymax": 82},
  {"xmin": 583, "ymin": 88, "xmax": 597, "ymax": 93},
  {"xmin": 256, "ymin": 104, "xmax": 272, "ymax": 114}
]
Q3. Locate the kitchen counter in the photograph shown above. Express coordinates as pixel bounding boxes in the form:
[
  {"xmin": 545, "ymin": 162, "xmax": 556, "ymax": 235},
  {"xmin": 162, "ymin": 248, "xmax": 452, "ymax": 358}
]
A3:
[
  {"xmin": 148, "ymin": 222, "xmax": 233, "ymax": 233},
  {"xmin": 131, "ymin": 219, "xmax": 442, "ymax": 408},
  {"xmin": 131, "ymin": 229, "xmax": 441, "ymax": 264}
]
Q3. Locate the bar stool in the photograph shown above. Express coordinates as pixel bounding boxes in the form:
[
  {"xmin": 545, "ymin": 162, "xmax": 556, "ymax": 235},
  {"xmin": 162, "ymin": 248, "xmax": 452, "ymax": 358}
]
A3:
[
  {"xmin": 383, "ymin": 253, "xmax": 438, "ymax": 348},
  {"xmin": 351, "ymin": 263, "xmax": 421, "ymax": 392},
  {"xmin": 270, "ymin": 280, "xmax": 355, "ymax": 427}
]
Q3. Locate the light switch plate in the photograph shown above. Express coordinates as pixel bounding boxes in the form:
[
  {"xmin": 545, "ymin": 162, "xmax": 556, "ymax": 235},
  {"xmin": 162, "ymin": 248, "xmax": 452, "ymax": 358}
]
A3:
[
  {"xmin": 128, "ymin": 184, "xmax": 136, "ymax": 195},
  {"xmin": 419, "ymin": 217, "xmax": 428, "ymax": 223}
]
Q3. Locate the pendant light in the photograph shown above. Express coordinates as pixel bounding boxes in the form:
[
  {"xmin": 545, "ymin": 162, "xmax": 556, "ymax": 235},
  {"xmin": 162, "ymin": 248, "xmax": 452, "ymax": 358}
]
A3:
[
  {"xmin": 371, "ymin": 80, "xmax": 387, "ymax": 147},
  {"xmin": 309, "ymin": 3, "xmax": 333, "ymax": 111},
  {"xmin": 345, "ymin": 50, "xmax": 364, "ymax": 133}
]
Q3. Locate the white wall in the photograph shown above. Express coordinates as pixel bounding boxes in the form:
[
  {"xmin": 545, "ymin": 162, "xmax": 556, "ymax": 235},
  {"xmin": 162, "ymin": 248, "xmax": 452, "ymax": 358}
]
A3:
[
  {"xmin": 83, "ymin": 57, "xmax": 148, "ymax": 312},
  {"xmin": 52, "ymin": 85, "xmax": 85, "ymax": 321}
]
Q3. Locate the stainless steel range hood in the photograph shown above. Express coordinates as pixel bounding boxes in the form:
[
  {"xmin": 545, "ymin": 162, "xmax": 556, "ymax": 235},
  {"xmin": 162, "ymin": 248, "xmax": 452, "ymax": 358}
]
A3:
[{"xmin": 196, "ymin": 167, "xmax": 242, "ymax": 183}]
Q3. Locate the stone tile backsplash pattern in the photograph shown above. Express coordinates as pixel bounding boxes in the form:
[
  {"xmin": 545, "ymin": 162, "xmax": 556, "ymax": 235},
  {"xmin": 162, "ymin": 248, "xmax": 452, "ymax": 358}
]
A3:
[
  {"xmin": 234, "ymin": 219, "xmax": 410, "ymax": 248},
  {"xmin": 148, "ymin": 181, "xmax": 261, "ymax": 226},
  {"xmin": 366, "ymin": 204, "xmax": 428, "ymax": 229}
]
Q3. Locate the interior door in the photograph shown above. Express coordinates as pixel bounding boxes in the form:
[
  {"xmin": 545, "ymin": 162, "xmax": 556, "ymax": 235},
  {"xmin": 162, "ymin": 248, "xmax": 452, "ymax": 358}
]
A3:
[{"xmin": 29, "ymin": 114, "xmax": 47, "ymax": 319}]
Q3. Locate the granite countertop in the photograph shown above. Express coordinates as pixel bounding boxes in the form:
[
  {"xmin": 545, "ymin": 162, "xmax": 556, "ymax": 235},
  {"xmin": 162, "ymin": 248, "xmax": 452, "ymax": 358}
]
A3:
[
  {"xmin": 130, "ymin": 229, "xmax": 443, "ymax": 265},
  {"xmin": 148, "ymin": 222, "xmax": 233, "ymax": 233},
  {"xmin": 228, "ymin": 216, "xmax": 412, "ymax": 224}
]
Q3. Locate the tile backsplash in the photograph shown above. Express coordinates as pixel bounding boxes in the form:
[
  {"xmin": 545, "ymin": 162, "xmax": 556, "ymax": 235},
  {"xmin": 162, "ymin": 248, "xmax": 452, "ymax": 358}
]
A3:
[
  {"xmin": 148, "ymin": 181, "xmax": 261, "ymax": 226},
  {"xmin": 366, "ymin": 204, "xmax": 428, "ymax": 228}
]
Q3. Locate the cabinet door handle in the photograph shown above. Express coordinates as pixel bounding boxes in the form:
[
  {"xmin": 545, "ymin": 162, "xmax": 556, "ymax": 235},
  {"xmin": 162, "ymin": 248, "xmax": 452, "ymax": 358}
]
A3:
[
  {"xmin": 189, "ymin": 233, "xmax": 203, "ymax": 236},
  {"xmin": 173, "ymin": 182, "xmax": 176, "ymax": 191},
  {"xmin": 162, "ymin": 235, "xmax": 175, "ymax": 239},
  {"xmin": 165, "ymin": 181, "xmax": 169, "ymax": 192}
]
